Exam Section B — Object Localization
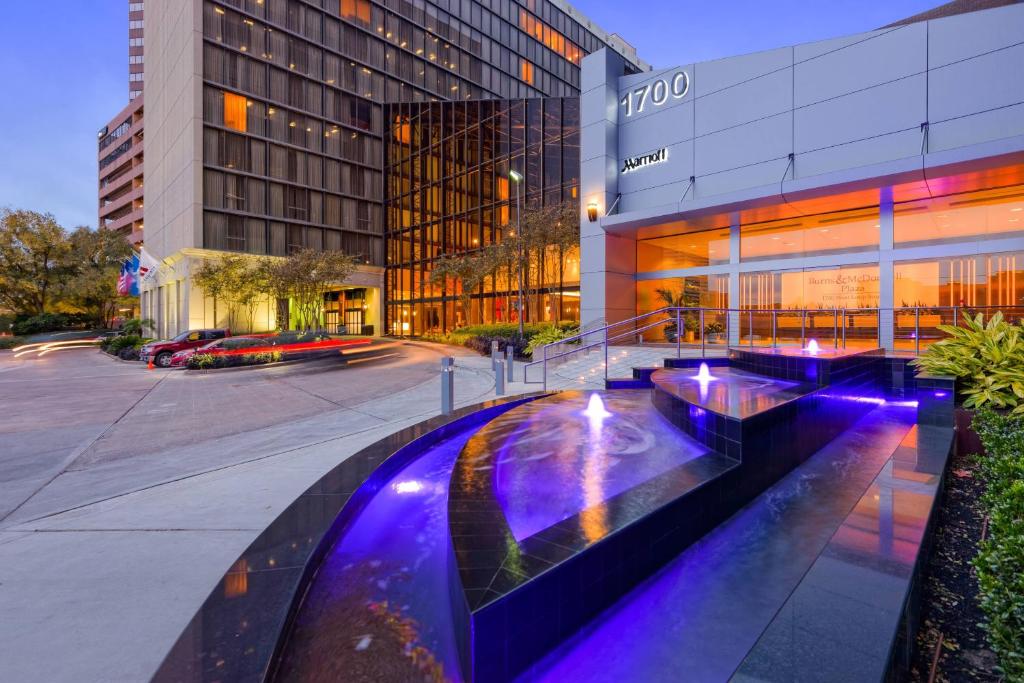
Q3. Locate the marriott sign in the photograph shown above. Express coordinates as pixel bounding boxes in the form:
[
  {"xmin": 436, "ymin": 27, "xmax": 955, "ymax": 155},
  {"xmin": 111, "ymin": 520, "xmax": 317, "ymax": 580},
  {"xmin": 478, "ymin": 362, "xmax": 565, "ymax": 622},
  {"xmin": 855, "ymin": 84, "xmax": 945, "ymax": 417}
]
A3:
[{"xmin": 621, "ymin": 147, "xmax": 668, "ymax": 174}]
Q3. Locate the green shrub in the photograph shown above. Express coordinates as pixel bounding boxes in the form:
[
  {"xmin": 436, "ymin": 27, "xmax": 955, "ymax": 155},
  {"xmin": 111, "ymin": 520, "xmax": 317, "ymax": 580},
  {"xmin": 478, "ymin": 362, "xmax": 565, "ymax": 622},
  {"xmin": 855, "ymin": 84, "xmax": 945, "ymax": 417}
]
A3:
[
  {"xmin": 103, "ymin": 334, "xmax": 143, "ymax": 354},
  {"xmin": 526, "ymin": 324, "xmax": 579, "ymax": 357},
  {"xmin": 121, "ymin": 318, "xmax": 155, "ymax": 336},
  {"xmin": 0, "ymin": 336, "xmax": 25, "ymax": 350},
  {"xmin": 12, "ymin": 312, "xmax": 89, "ymax": 336},
  {"xmin": 911, "ymin": 312, "xmax": 1024, "ymax": 414},
  {"xmin": 419, "ymin": 321, "xmax": 577, "ymax": 359},
  {"xmin": 186, "ymin": 350, "xmax": 282, "ymax": 370},
  {"xmin": 971, "ymin": 409, "xmax": 1024, "ymax": 680}
]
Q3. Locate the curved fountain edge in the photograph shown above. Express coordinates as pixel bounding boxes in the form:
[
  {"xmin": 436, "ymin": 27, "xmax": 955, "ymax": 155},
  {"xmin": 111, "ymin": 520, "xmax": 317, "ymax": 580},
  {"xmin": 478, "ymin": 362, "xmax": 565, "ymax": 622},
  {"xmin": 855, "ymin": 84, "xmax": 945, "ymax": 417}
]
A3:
[{"xmin": 150, "ymin": 392, "xmax": 549, "ymax": 683}]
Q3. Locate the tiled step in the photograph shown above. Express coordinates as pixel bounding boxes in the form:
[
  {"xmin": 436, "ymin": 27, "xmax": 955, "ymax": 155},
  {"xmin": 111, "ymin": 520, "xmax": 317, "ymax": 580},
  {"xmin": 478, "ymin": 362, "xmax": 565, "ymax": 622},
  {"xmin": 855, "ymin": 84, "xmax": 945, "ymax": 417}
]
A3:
[
  {"xmin": 605, "ymin": 366, "xmax": 662, "ymax": 389},
  {"xmin": 663, "ymin": 356, "xmax": 731, "ymax": 369},
  {"xmin": 733, "ymin": 422, "xmax": 954, "ymax": 681}
]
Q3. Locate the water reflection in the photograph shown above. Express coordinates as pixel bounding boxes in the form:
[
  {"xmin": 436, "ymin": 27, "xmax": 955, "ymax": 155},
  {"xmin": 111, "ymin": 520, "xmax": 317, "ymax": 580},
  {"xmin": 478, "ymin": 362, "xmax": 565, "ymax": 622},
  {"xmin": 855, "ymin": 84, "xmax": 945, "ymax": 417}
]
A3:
[
  {"xmin": 275, "ymin": 431, "xmax": 474, "ymax": 683},
  {"xmin": 480, "ymin": 391, "xmax": 710, "ymax": 543}
]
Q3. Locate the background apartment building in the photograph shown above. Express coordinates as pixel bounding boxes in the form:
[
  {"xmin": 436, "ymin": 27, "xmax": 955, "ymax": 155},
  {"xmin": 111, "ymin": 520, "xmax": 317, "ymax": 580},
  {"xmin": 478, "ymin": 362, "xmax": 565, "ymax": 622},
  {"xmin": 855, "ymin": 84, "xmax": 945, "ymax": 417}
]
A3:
[
  {"xmin": 98, "ymin": 1, "xmax": 145, "ymax": 247},
  {"xmin": 141, "ymin": 0, "xmax": 644, "ymax": 339}
]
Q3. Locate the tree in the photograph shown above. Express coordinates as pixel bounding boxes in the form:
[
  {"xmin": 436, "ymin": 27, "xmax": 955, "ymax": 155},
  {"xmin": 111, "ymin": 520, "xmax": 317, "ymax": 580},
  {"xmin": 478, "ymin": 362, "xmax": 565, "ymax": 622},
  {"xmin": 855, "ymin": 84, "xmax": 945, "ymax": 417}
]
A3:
[
  {"xmin": 0, "ymin": 209, "xmax": 73, "ymax": 316},
  {"xmin": 193, "ymin": 254, "xmax": 270, "ymax": 332},
  {"xmin": 63, "ymin": 226, "xmax": 134, "ymax": 327},
  {"xmin": 266, "ymin": 249, "xmax": 357, "ymax": 330}
]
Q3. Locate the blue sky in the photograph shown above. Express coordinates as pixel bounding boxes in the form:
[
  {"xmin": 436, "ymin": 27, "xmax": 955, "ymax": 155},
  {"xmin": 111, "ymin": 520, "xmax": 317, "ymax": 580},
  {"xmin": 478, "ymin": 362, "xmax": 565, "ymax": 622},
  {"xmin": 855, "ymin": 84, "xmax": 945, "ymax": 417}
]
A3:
[{"xmin": 0, "ymin": 0, "xmax": 939, "ymax": 230}]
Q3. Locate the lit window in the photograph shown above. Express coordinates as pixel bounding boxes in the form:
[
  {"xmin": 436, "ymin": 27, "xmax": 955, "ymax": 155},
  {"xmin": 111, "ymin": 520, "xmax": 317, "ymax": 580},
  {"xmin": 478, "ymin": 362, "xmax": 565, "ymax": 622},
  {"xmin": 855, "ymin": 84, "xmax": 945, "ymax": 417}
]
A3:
[
  {"xmin": 223, "ymin": 92, "xmax": 247, "ymax": 132},
  {"xmin": 341, "ymin": 0, "xmax": 371, "ymax": 25},
  {"xmin": 520, "ymin": 59, "xmax": 534, "ymax": 85}
]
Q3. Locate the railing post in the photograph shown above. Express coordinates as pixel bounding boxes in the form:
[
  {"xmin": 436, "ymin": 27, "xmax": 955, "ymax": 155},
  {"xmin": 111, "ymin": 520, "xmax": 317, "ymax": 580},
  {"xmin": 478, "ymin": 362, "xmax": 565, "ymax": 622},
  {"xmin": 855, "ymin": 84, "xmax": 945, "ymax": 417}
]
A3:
[
  {"xmin": 542, "ymin": 343, "xmax": 547, "ymax": 392},
  {"xmin": 700, "ymin": 309, "xmax": 706, "ymax": 358},
  {"xmin": 953, "ymin": 306, "xmax": 958, "ymax": 328},
  {"xmin": 441, "ymin": 356, "xmax": 454, "ymax": 415},
  {"xmin": 771, "ymin": 310, "xmax": 777, "ymax": 348},
  {"xmin": 676, "ymin": 308, "xmax": 681, "ymax": 359},
  {"xmin": 749, "ymin": 310, "xmax": 754, "ymax": 347},
  {"xmin": 833, "ymin": 308, "xmax": 838, "ymax": 349},
  {"xmin": 800, "ymin": 310, "xmax": 806, "ymax": 349},
  {"xmin": 842, "ymin": 309, "xmax": 847, "ymax": 349},
  {"xmin": 604, "ymin": 326, "xmax": 609, "ymax": 384},
  {"xmin": 915, "ymin": 306, "xmax": 921, "ymax": 356},
  {"xmin": 505, "ymin": 345, "xmax": 514, "ymax": 383}
]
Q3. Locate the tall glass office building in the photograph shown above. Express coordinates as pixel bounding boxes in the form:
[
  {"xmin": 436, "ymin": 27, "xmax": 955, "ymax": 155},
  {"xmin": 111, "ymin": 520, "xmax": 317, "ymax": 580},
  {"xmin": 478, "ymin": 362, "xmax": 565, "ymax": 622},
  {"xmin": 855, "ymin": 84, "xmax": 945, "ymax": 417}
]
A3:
[
  {"xmin": 384, "ymin": 96, "xmax": 581, "ymax": 335},
  {"xmin": 142, "ymin": 0, "xmax": 644, "ymax": 338}
]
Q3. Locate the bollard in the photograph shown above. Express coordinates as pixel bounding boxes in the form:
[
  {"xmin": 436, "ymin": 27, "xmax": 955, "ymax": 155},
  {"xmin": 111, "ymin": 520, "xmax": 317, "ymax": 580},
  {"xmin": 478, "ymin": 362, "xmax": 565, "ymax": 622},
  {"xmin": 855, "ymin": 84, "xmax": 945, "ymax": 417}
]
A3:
[
  {"xmin": 441, "ymin": 357, "xmax": 454, "ymax": 415},
  {"xmin": 491, "ymin": 340, "xmax": 500, "ymax": 371},
  {"xmin": 505, "ymin": 346, "xmax": 514, "ymax": 383},
  {"xmin": 495, "ymin": 359, "xmax": 506, "ymax": 396}
]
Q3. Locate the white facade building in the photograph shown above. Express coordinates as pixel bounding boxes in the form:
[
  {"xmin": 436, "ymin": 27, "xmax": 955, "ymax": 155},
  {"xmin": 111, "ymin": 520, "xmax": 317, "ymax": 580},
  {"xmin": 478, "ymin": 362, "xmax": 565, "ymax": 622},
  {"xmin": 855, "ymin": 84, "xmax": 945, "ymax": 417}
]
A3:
[{"xmin": 579, "ymin": 3, "xmax": 1024, "ymax": 350}]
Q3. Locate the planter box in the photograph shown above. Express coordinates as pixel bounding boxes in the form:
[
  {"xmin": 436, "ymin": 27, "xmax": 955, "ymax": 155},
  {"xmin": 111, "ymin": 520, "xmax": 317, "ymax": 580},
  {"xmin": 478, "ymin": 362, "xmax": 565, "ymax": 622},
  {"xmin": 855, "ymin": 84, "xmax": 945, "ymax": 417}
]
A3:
[{"xmin": 955, "ymin": 407, "xmax": 985, "ymax": 456}]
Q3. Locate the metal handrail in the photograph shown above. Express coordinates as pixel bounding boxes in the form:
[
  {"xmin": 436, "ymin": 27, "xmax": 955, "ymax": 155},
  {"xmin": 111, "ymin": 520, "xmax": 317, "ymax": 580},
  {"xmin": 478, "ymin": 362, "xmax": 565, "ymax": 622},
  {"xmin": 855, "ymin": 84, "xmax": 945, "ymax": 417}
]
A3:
[{"xmin": 522, "ymin": 305, "xmax": 1022, "ymax": 389}]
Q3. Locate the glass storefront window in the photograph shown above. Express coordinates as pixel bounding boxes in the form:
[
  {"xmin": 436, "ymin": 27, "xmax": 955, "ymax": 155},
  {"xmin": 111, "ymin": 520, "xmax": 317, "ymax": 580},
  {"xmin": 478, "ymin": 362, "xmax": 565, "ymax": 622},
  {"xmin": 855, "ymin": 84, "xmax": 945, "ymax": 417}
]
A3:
[
  {"xmin": 636, "ymin": 275, "xmax": 729, "ymax": 315},
  {"xmin": 895, "ymin": 253, "xmax": 1024, "ymax": 307},
  {"xmin": 636, "ymin": 228, "xmax": 730, "ymax": 272},
  {"xmin": 894, "ymin": 184, "xmax": 1024, "ymax": 247},
  {"xmin": 741, "ymin": 209, "xmax": 879, "ymax": 261},
  {"xmin": 740, "ymin": 264, "xmax": 880, "ymax": 310}
]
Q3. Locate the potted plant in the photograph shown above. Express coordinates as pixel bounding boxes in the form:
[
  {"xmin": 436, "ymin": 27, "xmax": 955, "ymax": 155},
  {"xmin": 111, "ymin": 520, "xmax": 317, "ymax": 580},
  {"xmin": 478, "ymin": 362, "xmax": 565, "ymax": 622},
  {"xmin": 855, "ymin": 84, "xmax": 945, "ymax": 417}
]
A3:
[
  {"xmin": 655, "ymin": 279, "xmax": 702, "ymax": 343},
  {"xmin": 911, "ymin": 312, "xmax": 1024, "ymax": 453}
]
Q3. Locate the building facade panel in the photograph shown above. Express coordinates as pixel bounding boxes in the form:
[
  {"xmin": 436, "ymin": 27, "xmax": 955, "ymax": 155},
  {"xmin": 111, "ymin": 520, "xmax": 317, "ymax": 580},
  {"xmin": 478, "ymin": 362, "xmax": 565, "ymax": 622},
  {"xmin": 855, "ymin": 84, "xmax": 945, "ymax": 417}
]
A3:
[{"xmin": 581, "ymin": 3, "xmax": 1024, "ymax": 353}]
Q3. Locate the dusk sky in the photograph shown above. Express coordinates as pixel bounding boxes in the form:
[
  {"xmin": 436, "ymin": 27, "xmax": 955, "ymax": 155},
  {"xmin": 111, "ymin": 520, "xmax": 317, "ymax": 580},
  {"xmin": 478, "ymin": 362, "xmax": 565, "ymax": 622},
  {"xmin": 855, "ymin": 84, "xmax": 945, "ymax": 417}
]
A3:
[{"xmin": 0, "ymin": 0, "xmax": 939, "ymax": 230}]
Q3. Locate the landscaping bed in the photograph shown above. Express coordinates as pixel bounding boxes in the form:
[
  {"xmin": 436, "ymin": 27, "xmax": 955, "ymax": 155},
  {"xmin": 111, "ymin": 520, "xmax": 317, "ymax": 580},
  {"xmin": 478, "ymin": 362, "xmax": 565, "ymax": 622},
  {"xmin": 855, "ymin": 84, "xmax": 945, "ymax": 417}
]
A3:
[
  {"xmin": 420, "ymin": 322, "xmax": 577, "ymax": 359},
  {"xmin": 910, "ymin": 447, "xmax": 1000, "ymax": 682}
]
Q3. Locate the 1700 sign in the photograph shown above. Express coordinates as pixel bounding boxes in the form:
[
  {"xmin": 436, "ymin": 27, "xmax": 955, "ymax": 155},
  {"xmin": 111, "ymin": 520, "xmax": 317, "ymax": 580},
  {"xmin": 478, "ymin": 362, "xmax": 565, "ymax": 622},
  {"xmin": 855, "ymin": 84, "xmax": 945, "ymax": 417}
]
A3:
[{"xmin": 619, "ymin": 70, "xmax": 689, "ymax": 117}]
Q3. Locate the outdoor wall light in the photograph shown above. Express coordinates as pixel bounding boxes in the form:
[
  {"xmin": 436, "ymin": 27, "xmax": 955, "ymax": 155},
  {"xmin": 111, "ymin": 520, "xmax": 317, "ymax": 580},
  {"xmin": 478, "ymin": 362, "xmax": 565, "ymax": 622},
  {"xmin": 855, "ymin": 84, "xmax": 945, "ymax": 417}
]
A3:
[{"xmin": 586, "ymin": 202, "xmax": 599, "ymax": 222}]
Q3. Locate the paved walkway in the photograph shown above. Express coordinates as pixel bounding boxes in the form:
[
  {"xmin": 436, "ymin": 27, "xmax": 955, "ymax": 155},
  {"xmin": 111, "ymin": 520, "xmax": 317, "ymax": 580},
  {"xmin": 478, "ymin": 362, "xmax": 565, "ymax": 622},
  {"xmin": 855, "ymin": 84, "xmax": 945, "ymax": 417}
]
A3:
[
  {"xmin": 0, "ymin": 342, "xmax": 560, "ymax": 683},
  {"xmin": 0, "ymin": 339, "xmax": 693, "ymax": 682}
]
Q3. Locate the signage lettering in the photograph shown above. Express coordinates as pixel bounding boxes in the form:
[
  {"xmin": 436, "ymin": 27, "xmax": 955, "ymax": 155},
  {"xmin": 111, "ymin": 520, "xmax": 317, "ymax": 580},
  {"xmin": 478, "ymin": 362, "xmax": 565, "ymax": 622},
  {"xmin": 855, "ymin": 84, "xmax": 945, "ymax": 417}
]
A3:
[
  {"xmin": 620, "ymin": 70, "xmax": 689, "ymax": 117},
  {"xmin": 621, "ymin": 147, "xmax": 668, "ymax": 174}
]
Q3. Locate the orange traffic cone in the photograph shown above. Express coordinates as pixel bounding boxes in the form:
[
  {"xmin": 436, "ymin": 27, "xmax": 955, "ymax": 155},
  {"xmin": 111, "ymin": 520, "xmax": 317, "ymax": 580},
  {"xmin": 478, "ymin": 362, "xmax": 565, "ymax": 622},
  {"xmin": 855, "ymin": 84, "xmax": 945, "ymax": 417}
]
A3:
[{"xmin": 147, "ymin": 359, "xmax": 155, "ymax": 370}]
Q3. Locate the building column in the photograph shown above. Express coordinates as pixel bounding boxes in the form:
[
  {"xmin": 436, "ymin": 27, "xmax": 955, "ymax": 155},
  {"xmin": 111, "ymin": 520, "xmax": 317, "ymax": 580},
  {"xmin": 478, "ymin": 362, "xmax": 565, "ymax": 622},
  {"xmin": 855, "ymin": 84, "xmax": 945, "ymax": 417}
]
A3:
[
  {"xmin": 878, "ymin": 187, "xmax": 895, "ymax": 351},
  {"xmin": 728, "ymin": 217, "xmax": 742, "ymax": 346},
  {"xmin": 579, "ymin": 48, "xmax": 633, "ymax": 333}
]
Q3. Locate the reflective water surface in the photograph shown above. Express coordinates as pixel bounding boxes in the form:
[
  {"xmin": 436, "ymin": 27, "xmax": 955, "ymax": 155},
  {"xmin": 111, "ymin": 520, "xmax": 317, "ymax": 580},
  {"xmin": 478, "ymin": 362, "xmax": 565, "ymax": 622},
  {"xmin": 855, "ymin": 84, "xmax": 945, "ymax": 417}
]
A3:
[
  {"xmin": 652, "ymin": 367, "xmax": 811, "ymax": 419},
  {"xmin": 275, "ymin": 429, "xmax": 473, "ymax": 683},
  {"xmin": 465, "ymin": 391, "xmax": 710, "ymax": 543}
]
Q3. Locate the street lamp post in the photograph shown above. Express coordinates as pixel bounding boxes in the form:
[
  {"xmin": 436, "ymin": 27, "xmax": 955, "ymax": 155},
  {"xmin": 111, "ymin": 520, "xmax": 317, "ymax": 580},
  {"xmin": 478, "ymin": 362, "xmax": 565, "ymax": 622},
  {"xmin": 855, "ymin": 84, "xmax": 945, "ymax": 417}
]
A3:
[{"xmin": 509, "ymin": 169, "xmax": 524, "ymax": 337}]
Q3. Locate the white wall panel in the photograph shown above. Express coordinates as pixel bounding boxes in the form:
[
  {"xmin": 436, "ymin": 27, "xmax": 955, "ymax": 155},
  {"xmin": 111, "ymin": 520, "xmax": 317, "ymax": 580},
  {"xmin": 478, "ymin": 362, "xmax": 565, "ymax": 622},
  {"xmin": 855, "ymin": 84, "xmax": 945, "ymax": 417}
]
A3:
[
  {"xmin": 695, "ymin": 113, "xmax": 792, "ymax": 175},
  {"xmin": 695, "ymin": 68, "xmax": 792, "ymax": 137},
  {"xmin": 928, "ymin": 43, "xmax": 1024, "ymax": 123}
]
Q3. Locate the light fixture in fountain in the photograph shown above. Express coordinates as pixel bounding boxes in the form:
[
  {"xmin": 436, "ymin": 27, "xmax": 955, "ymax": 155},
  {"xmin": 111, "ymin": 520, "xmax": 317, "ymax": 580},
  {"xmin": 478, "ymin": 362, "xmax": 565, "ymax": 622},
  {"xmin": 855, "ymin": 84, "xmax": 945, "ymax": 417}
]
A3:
[
  {"xmin": 804, "ymin": 339, "xmax": 820, "ymax": 355},
  {"xmin": 694, "ymin": 362, "xmax": 716, "ymax": 383},
  {"xmin": 583, "ymin": 392, "xmax": 612, "ymax": 420}
]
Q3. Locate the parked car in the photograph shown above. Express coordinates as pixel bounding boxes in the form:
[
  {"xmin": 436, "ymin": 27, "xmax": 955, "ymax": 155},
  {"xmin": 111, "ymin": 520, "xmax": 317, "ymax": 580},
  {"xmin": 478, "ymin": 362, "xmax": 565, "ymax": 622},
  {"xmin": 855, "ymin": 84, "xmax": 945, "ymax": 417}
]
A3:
[
  {"xmin": 168, "ymin": 336, "xmax": 268, "ymax": 367},
  {"xmin": 140, "ymin": 329, "xmax": 230, "ymax": 367}
]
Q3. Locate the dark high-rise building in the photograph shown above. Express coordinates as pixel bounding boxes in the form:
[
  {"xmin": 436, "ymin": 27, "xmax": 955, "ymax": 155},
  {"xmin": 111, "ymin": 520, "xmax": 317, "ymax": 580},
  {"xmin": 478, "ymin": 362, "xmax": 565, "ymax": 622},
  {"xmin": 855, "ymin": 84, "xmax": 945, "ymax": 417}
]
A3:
[{"xmin": 142, "ymin": 0, "xmax": 645, "ymax": 338}]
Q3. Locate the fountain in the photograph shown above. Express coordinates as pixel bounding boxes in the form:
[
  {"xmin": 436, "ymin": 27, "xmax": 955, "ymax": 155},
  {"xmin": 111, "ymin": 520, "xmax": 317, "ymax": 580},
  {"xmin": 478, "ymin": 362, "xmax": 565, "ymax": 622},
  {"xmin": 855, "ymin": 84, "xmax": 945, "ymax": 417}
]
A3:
[
  {"xmin": 804, "ymin": 339, "xmax": 820, "ymax": 355},
  {"xmin": 583, "ymin": 392, "xmax": 612, "ymax": 420},
  {"xmin": 694, "ymin": 362, "xmax": 716, "ymax": 383}
]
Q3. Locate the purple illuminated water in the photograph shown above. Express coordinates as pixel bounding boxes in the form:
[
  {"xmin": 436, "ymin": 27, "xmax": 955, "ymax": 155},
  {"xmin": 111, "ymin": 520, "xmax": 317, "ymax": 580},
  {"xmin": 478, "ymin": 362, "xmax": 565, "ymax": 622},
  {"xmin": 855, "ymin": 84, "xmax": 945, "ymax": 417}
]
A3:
[
  {"xmin": 470, "ymin": 391, "xmax": 710, "ymax": 543},
  {"xmin": 275, "ymin": 430, "xmax": 473, "ymax": 682}
]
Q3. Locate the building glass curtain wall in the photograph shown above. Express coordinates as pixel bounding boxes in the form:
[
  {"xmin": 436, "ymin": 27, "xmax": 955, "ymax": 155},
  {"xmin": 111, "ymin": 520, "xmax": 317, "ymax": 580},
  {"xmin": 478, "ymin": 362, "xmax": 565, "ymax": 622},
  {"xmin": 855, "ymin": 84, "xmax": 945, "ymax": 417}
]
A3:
[
  {"xmin": 197, "ymin": 0, "xmax": 637, "ymax": 266},
  {"xmin": 385, "ymin": 97, "xmax": 581, "ymax": 335},
  {"xmin": 632, "ymin": 178, "xmax": 1024, "ymax": 348}
]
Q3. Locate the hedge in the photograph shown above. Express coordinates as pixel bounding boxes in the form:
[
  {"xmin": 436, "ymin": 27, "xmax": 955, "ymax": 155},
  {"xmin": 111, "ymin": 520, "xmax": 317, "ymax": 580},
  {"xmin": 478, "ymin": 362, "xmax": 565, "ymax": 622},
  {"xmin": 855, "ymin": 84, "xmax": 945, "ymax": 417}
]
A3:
[
  {"xmin": 421, "ymin": 321, "xmax": 577, "ymax": 359},
  {"xmin": 971, "ymin": 409, "xmax": 1024, "ymax": 681}
]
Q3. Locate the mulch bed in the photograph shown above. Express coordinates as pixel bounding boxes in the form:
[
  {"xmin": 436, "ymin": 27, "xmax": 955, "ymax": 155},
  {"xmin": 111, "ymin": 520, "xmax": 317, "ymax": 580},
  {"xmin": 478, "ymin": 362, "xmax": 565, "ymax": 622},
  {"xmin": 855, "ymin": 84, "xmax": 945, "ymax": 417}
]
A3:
[{"xmin": 908, "ymin": 446, "xmax": 1001, "ymax": 682}]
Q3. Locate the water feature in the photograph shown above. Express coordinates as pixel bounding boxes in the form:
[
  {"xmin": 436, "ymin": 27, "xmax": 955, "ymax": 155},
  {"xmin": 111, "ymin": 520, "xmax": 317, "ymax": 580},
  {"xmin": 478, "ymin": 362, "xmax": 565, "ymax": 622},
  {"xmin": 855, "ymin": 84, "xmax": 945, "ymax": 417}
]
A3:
[{"xmin": 804, "ymin": 339, "xmax": 820, "ymax": 355}]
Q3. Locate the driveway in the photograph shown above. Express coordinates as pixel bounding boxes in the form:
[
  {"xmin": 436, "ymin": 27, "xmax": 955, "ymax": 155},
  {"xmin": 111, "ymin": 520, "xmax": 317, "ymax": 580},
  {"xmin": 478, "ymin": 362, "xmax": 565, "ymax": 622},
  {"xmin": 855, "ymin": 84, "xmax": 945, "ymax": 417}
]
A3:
[{"xmin": 0, "ymin": 343, "xmax": 525, "ymax": 682}]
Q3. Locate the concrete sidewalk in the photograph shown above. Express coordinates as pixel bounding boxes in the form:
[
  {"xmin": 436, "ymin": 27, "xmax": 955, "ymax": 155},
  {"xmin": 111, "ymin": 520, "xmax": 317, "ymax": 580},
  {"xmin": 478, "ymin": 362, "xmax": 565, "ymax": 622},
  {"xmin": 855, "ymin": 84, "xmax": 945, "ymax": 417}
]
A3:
[{"xmin": 0, "ymin": 343, "xmax": 540, "ymax": 683}]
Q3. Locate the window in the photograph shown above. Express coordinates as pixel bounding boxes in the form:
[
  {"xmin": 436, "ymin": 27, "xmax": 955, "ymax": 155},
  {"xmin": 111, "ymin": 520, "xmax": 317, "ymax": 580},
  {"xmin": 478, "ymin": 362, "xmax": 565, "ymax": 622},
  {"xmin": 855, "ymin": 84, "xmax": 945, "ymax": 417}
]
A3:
[
  {"xmin": 740, "ymin": 265, "xmax": 880, "ymax": 310},
  {"xmin": 894, "ymin": 184, "xmax": 1024, "ymax": 247},
  {"xmin": 520, "ymin": 59, "xmax": 534, "ymax": 85},
  {"xmin": 223, "ymin": 91, "xmax": 248, "ymax": 132},
  {"xmin": 740, "ymin": 209, "xmax": 879, "ymax": 261},
  {"xmin": 637, "ymin": 229, "xmax": 731, "ymax": 272},
  {"xmin": 341, "ymin": 0, "xmax": 371, "ymax": 25}
]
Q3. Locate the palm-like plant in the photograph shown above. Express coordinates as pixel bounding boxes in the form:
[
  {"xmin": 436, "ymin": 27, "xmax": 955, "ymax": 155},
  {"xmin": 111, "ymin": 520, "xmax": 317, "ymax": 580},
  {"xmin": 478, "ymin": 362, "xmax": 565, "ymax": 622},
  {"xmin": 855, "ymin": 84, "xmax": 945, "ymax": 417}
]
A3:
[{"xmin": 912, "ymin": 312, "xmax": 1024, "ymax": 414}]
